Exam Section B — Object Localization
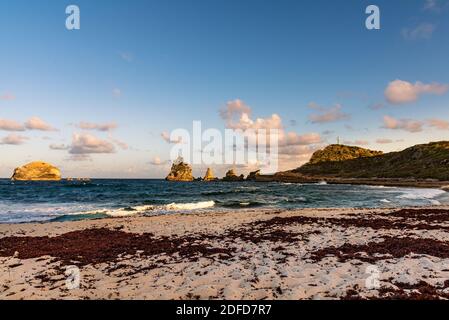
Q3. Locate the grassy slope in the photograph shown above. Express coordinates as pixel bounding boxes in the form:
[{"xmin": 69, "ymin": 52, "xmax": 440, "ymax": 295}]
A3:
[{"xmin": 294, "ymin": 141, "xmax": 449, "ymax": 181}]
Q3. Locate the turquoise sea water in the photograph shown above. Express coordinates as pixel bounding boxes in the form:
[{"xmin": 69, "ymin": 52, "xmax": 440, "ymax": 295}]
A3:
[{"xmin": 0, "ymin": 179, "xmax": 448, "ymax": 223}]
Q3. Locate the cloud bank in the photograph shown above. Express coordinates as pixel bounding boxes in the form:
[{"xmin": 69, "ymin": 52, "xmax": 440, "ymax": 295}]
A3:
[
  {"xmin": 69, "ymin": 133, "xmax": 116, "ymax": 155},
  {"xmin": 308, "ymin": 103, "xmax": 350, "ymax": 124},
  {"xmin": 382, "ymin": 115, "xmax": 424, "ymax": 133},
  {"xmin": 0, "ymin": 134, "xmax": 28, "ymax": 145},
  {"xmin": 77, "ymin": 122, "xmax": 118, "ymax": 132},
  {"xmin": 385, "ymin": 80, "xmax": 448, "ymax": 104}
]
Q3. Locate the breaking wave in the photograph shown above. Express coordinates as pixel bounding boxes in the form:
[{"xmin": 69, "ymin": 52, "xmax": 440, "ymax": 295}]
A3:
[
  {"xmin": 64, "ymin": 200, "xmax": 217, "ymax": 218},
  {"xmin": 396, "ymin": 188, "xmax": 445, "ymax": 200}
]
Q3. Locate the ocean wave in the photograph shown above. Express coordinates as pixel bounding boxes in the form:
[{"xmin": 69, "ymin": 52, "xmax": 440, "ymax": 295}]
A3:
[
  {"xmin": 201, "ymin": 189, "xmax": 259, "ymax": 196},
  {"xmin": 367, "ymin": 185, "xmax": 398, "ymax": 189},
  {"xmin": 164, "ymin": 200, "xmax": 215, "ymax": 210},
  {"xmin": 218, "ymin": 201, "xmax": 265, "ymax": 208},
  {"xmin": 67, "ymin": 200, "xmax": 217, "ymax": 217},
  {"xmin": 283, "ymin": 197, "xmax": 307, "ymax": 203},
  {"xmin": 396, "ymin": 188, "xmax": 445, "ymax": 200}
]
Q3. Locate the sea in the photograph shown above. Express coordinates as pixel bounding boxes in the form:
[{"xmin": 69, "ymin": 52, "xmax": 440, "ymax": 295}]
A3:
[{"xmin": 0, "ymin": 179, "xmax": 448, "ymax": 223}]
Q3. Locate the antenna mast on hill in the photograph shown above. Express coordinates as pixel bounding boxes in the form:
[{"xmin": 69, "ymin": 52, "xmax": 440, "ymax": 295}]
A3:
[{"xmin": 337, "ymin": 136, "xmax": 340, "ymax": 145}]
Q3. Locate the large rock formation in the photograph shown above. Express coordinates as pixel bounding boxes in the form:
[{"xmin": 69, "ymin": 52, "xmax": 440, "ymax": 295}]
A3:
[
  {"xmin": 296, "ymin": 141, "xmax": 449, "ymax": 181},
  {"xmin": 246, "ymin": 170, "xmax": 261, "ymax": 181},
  {"xmin": 222, "ymin": 169, "xmax": 244, "ymax": 181},
  {"xmin": 308, "ymin": 144, "xmax": 383, "ymax": 164},
  {"xmin": 11, "ymin": 161, "xmax": 61, "ymax": 181},
  {"xmin": 203, "ymin": 168, "xmax": 217, "ymax": 181},
  {"xmin": 165, "ymin": 158, "xmax": 194, "ymax": 182}
]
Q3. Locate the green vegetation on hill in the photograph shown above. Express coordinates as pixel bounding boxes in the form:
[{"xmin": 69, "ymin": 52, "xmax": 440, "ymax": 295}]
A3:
[
  {"xmin": 308, "ymin": 144, "xmax": 383, "ymax": 164},
  {"xmin": 295, "ymin": 141, "xmax": 449, "ymax": 180}
]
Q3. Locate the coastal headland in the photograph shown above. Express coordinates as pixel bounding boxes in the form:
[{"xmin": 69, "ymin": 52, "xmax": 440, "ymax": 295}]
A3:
[
  {"xmin": 162, "ymin": 142, "xmax": 449, "ymax": 190},
  {"xmin": 9, "ymin": 142, "xmax": 449, "ymax": 190}
]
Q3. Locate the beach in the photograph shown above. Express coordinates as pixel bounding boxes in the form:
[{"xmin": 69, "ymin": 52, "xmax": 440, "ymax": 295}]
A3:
[{"xmin": 1, "ymin": 206, "xmax": 449, "ymax": 300}]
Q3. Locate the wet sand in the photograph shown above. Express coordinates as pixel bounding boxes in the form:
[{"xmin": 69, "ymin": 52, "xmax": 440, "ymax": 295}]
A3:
[{"xmin": 1, "ymin": 207, "xmax": 449, "ymax": 300}]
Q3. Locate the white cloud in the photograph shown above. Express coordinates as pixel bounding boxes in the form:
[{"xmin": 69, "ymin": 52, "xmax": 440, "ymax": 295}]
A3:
[
  {"xmin": 280, "ymin": 132, "xmax": 321, "ymax": 146},
  {"xmin": 77, "ymin": 121, "xmax": 118, "ymax": 132},
  {"xmin": 428, "ymin": 118, "xmax": 449, "ymax": 130},
  {"xmin": 112, "ymin": 88, "xmax": 122, "ymax": 98},
  {"xmin": 69, "ymin": 133, "xmax": 116, "ymax": 154},
  {"xmin": 149, "ymin": 156, "xmax": 169, "ymax": 166},
  {"xmin": 1, "ymin": 117, "xmax": 57, "ymax": 132},
  {"xmin": 423, "ymin": 0, "xmax": 448, "ymax": 11},
  {"xmin": 308, "ymin": 103, "xmax": 350, "ymax": 124},
  {"xmin": 25, "ymin": 117, "xmax": 57, "ymax": 131},
  {"xmin": 376, "ymin": 138, "xmax": 394, "ymax": 144},
  {"xmin": 424, "ymin": 0, "xmax": 438, "ymax": 10},
  {"xmin": 0, "ymin": 118, "xmax": 25, "ymax": 131},
  {"xmin": 385, "ymin": 80, "xmax": 449, "ymax": 104},
  {"xmin": 0, "ymin": 134, "xmax": 28, "ymax": 145},
  {"xmin": 219, "ymin": 99, "xmax": 252, "ymax": 127},
  {"xmin": 368, "ymin": 102, "xmax": 386, "ymax": 110},
  {"xmin": 109, "ymin": 136, "xmax": 128, "ymax": 150},
  {"xmin": 119, "ymin": 52, "xmax": 134, "ymax": 62},
  {"xmin": 49, "ymin": 143, "xmax": 69, "ymax": 150},
  {"xmin": 66, "ymin": 154, "xmax": 92, "ymax": 162},
  {"xmin": 220, "ymin": 99, "xmax": 322, "ymax": 159},
  {"xmin": 343, "ymin": 140, "xmax": 370, "ymax": 146},
  {"xmin": 0, "ymin": 93, "xmax": 15, "ymax": 101},
  {"xmin": 161, "ymin": 131, "xmax": 183, "ymax": 144},
  {"xmin": 382, "ymin": 115, "xmax": 424, "ymax": 133},
  {"xmin": 402, "ymin": 23, "xmax": 435, "ymax": 40}
]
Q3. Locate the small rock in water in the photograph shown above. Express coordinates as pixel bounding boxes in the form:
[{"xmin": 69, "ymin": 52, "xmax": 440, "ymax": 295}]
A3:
[
  {"xmin": 165, "ymin": 157, "xmax": 194, "ymax": 182},
  {"xmin": 11, "ymin": 161, "xmax": 61, "ymax": 181}
]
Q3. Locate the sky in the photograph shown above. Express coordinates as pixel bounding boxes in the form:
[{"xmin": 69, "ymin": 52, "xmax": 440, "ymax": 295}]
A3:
[{"xmin": 1, "ymin": 0, "xmax": 449, "ymax": 178}]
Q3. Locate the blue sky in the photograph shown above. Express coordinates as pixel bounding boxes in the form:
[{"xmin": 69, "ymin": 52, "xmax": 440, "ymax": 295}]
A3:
[{"xmin": 1, "ymin": 0, "xmax": 449, "ymax": 178}]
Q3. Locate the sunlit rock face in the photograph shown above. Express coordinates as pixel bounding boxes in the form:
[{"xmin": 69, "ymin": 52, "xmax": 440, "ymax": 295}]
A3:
[
  {"xmin": 11, "ymin": 162, "xmax": 61, "ymax": 181},
  {"xmin": 203, "ymin": 168, "xmax": 217, "ymax": 181},
  {"xmin": 165, "ymin": 159, "xmax": 194, "ymax": 182}
]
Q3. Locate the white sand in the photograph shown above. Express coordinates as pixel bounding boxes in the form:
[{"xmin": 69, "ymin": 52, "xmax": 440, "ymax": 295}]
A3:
[{"xmin": 1, "ymin": 207, "xmax": 449, "ymax": 300}]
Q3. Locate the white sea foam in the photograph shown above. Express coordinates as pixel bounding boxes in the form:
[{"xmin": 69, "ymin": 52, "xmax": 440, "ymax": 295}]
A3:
[
  {"xmin": 380, "ymin": 199, "xmax": 391, "ymax": 203},
  {"xmin": 396, "ymin": 188, "xmax": 445, "ymax": 200},
  {"xmin": 164, "ymin": 201, "xmax": 215, "ymax": 210},
  {"xmin": 78, "ymin": 200, "xmax": 217, "ymax": 217},
  {"xmin": 368, "ymin": 185, "xmax": 397, "ymax": 189}
]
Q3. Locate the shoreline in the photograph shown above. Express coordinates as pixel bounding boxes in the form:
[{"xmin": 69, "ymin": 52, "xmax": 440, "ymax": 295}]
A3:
[
  {"xmin": 4, "ymin": 176, "xmax": 449, "ymax": 190},
  {"xmin": 255, "ymin": 173, "xmax": 449, "ymax": 190},
  {"xmin": 1, "ymin": 206, "xmax": 449, "ymax": 300},
  {"xmin": 2, "ymin": 179, "xmax": 447, "ymax": 225}
]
